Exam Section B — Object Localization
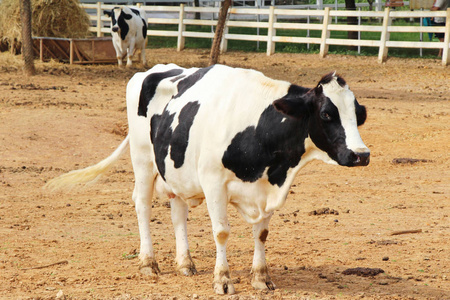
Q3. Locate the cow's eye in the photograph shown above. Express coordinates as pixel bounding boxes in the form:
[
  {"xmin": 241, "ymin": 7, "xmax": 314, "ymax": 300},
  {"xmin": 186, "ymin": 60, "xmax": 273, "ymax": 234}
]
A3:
[{"xmin": 321, "ymin": 112, "xmax": 331, "ymax": 121}]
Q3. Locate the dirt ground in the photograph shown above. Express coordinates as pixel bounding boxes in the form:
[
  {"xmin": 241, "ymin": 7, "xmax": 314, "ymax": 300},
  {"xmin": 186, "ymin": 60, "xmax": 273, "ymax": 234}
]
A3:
[{"xmin": 0, "ymin": 49, "xmax": 449, "ymax": 300}]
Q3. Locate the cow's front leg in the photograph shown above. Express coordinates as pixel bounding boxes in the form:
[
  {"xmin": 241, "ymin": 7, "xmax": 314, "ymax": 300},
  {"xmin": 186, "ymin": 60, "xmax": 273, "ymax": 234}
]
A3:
[
  {"xmin": 170, "ymin": 196, "xmax": 197, "ymax": 276},
  {"xmin": 251, "ymin": 214, "xmax": 276, "ymax": 290},
  {"xmin": 132, "ymin": 174, "xmax": 160, "ymax": 277},
  {"xmin": 126, "ymin": 40, "xmax": 136, "ymax": 67},
  {"xmin": 204, "ymin": 188, "xmax": 235, "ymax": 295},
  {"xmin": 112, "ymin": 43, "xmax": 123, "ymax": 67}
]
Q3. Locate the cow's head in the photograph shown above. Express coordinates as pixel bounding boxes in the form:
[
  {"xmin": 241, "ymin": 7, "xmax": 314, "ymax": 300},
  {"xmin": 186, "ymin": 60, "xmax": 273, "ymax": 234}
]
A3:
[
  {"xmin": 104, "ymin": 7, "xmax": 132, "ymax": 39},
  {"xmin": 273, "ymin": 72, "xmax": 370, "ymax": 167}
]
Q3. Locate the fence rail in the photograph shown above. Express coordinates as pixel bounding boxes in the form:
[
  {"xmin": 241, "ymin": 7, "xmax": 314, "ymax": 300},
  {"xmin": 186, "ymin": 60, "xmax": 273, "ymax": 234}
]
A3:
[{"xmin": 81, "ymin": 3, "xmax": 450, "ymax": 66}]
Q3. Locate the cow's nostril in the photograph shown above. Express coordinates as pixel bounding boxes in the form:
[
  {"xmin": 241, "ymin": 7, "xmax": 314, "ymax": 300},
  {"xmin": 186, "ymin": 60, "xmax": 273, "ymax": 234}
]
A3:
[
  {"xmin": 355, "ymin": 152, "xmax": 370, "ymax": 166},
  {"xmin": 112, "ymin": 27, "xmax": 119, "ymax": 32}
]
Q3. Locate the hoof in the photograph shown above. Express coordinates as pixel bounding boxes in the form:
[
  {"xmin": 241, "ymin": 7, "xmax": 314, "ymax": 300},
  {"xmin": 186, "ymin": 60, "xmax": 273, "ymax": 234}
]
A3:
[
  {"xmin": 179, "ymin": 266, "xmax": 197, "ymax": 276},
  {"xmin": 177, "ymin": 252, "xmax": 197, "ymax": 276},
  {"xmin": 139, "ymin": 257, "xmax": 160, "ymax": 278},
  {"xmin": 252, "ymin": 279, "xmax": 276, "ymax": 290},
  {"xmin": 140, "ymin": 266, "xmax": 159, "ymax": 279},
  {"xmin": 251, "ymin": 266, "xmax": 276, "ymax": 290},
  {"xmin": 213, "ymin": 281, "xmax": 235, "ymax": 295}
]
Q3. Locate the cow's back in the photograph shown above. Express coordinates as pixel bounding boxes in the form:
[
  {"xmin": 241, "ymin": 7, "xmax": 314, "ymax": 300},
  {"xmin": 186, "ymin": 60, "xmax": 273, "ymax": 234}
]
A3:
[{"xmin": 129, "ymin": 7, "xmax": 148, "ymax": 41}]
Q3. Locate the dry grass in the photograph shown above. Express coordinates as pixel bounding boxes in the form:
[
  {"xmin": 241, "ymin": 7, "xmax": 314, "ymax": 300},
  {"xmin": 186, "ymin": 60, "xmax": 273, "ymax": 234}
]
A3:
[
  {"xmin": 0, "ymin": 51, "xmax": 86, "ymax": 73},
  {"xmin": 0, "ymin": 0, "xmax": 91, "ymax": 52}
]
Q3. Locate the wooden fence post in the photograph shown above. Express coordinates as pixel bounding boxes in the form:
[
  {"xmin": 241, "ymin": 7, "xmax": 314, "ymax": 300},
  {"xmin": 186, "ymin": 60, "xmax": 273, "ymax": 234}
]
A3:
[
  {"xmin": 266, "ymin": 6, "xmax": 276, "ymax": 56},
  {"xmin": 70, "ymin": 40, "xmax": 74, "ymax": 65},
  {"xmin": 319, "ymin": 7, "xmax": 331, "ymax": 58},
  {"xmin": 220, "ymin": 25, "xmax": 229, "ymax": 53},
  {"xmin": 442, "ymin": 8, "xmax": 450, "ymax": 66},
  {"xmin": 97, "ymin": 2, "xmax": 102, "ymax": 37},
  {"xmin": 39, "ymin": 39, "xmax": 44, "ymax": 62},
  {"xmin": 378, "ymin": 7, "xmax": 391, "ymax": 64},
  {"xmin": 177, "ymin": 4, "xmax": 186, "ymax": 51}
]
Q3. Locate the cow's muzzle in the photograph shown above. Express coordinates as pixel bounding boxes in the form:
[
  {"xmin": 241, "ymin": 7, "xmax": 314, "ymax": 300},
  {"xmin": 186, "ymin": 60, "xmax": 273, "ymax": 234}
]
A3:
[
  {"xmin": 112, "ymin": 27, "xmax": 119, "ymax": 33},
  {"xmin": 354, "ymin": 152, "xmax": 370, "ymax": 166}
]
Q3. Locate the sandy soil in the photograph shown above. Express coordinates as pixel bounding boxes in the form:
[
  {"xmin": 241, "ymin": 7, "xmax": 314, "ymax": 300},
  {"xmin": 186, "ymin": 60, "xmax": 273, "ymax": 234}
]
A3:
[{"xmin": 0, "ymin": 49, "xmax": 449, "ymax": 300}]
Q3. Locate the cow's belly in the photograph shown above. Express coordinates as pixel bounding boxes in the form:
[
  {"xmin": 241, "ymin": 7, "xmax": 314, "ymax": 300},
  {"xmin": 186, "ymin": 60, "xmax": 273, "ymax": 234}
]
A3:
[
  {"xmin": 158, "ymin": 168, "xmax": 276, "ymax": 223},
  {"xmin": 159, "ymin": 161, "xmax": 205, "ymax": 202}
]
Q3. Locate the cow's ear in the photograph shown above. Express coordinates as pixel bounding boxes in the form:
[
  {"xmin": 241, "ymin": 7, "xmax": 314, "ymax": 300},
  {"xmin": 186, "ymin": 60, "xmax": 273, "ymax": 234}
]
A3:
[
  {"xmin": 273, "ymin": 96, "xmax": 309, "ymax": 119},
  {"xmin": 355, "ymin": 100, "xmax": 367, "ymax": 126},
  {"xmin": 314, "ymin": 84, "xmax": 323, "ymax": 96},
  {"xmin": 104, "ymin": 10, "xmax": 112, "ymax": 17}
]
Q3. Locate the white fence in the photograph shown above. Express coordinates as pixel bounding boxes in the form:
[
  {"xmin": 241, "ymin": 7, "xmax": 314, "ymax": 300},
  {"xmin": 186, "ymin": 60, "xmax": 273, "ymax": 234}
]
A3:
[{"xmin": 81, "ymin": 3, "xmax": 450, "ymax": 66}]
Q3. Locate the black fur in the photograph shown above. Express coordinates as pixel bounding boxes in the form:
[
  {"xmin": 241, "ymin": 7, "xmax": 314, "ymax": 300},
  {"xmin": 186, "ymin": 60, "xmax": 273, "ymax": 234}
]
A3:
[
  {"xmin": 173, "ymin": 66, "xmax": 214, "ymax": 99},
  {"xmin": 151, "ymin": 102, "xmax": 201, "ymax": 180},
  {"xmin": 117, "ymin": 10, "xmax": 132, "ymax": 40},
  {"xmin": 222, "ymin": 85, "xmax": 310, "ymax": 187},
  {"xmin": 170, "ymin": 101, "xmax": 201, "ymax": 168},
  {"xmin": 151, "ymin": 109, "xmax": 175, "ymax": 180},
  {"xmin": 138, "ymin": 69, "xmax": 183, "ymax": 117}
]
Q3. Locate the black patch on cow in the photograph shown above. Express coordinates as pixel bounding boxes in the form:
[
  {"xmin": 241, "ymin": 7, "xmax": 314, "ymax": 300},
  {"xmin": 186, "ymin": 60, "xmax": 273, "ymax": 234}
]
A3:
[
  {"xmin": 118, "ymin": 10, "xmax": 133, "ymax": 40},
  {"xmin": 170, "ymin": 101, "xmax": 201, "ymax": 168},
  {"xmin": 151, "ymin": 109, "xmax": 175, "ymax": 180},
  {"xmin": 173, "ymin": 65, "xmax": 214, "ymax": 99},
  {"xmin": 138, "ymin": 69, "xmax": 184, "ymax": 117},
  {"xmin": 151, "ymin": 101, "xmax": 201, "ymax": 180},
  {"xmin": 142, "ymin": 19, "xmax": 147, "ymax": 39},
  {"xmin": 171, "ymin": 75, "xmax": 186, "ymax": 82},
  {"xmin": 222, "ymin": 101, "xmax": 309, "ymax": 187},
  {"xmin": 355, "ymin": 100, "xmax": 367, "ymax": 126},
  {"xmin": 130, "ymin": 8, "xmax": 140, "ymax": 16}
]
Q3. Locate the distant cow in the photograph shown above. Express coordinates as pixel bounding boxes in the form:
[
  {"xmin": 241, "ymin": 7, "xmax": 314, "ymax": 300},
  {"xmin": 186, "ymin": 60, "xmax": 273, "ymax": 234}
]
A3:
[
  {"xmin": 46, "ymin": 64, "xmax": 370, "ymax": 295},
  {"xmin": 104, "ymin": 6, "xmax": 148, "ymax": 67}
]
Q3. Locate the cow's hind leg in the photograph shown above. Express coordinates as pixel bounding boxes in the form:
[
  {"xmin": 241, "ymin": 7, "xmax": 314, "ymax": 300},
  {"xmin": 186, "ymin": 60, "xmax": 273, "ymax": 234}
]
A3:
[
  {"xmin": 170, "ymin": 196, "xmax": 197, "ymax": 276},
  {"xmin": 132, "ymin": 167, "xmax": 160, "ymax": 277},
  {"xmin": 140, "ymin": 38, "xmax": 147, "ymax": 66},
  {"xmin": 251, "ymin": 214, "xmax": 276, "ymax": 290}
]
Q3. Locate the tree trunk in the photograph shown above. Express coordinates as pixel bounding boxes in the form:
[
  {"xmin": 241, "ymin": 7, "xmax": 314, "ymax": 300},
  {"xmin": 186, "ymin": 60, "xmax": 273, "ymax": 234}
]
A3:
[
  {"xmin": 345, "ymin": 0, "xmax": 358, "ymax": 51},
  {"xmin": 209, "ymin": 0, "xmax": 232, "ymax": 66},
  {"xmin": 21, "ymin": 0, "xmax": 35, "ymax": 76}
]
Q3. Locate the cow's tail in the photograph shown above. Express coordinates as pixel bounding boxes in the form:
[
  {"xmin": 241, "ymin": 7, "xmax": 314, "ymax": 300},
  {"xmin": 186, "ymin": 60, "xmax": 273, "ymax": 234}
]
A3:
[{"xmin": 45, "ymin": 135, "xmax": 130, "ymax": 191}]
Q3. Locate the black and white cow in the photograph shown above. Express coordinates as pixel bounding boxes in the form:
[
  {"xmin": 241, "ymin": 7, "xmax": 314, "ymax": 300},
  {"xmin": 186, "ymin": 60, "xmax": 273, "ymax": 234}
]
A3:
[
  {"xmin": 46, "ymin": 64, "xmax": 370, "ymax": 295},
  {"xmin": 104, "ymin": 6, "xmax": 148, "ymax": 67}
]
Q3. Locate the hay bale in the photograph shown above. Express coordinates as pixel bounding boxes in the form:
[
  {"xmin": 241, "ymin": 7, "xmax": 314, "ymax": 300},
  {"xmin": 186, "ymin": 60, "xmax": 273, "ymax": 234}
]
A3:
[{"xmin": 0, "ymin": 0, "xmax": 91, "ymax": 52}]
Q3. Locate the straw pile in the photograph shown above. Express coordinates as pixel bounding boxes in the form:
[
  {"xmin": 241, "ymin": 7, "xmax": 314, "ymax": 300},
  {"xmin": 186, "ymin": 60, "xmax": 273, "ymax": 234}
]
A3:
[{"xmin": 0, "ymin": 0, "xmax": 91, "ymax": 52}]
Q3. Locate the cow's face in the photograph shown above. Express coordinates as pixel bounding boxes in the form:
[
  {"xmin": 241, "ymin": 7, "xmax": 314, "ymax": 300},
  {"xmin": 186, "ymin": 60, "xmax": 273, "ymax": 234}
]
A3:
[
  {"xmin": 274, "ymin": 72, "xmax": 370, "ymax": 167},
  {"xmin": 104, "ymin": 7, "xmax": 132, "ymax": 40}
]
